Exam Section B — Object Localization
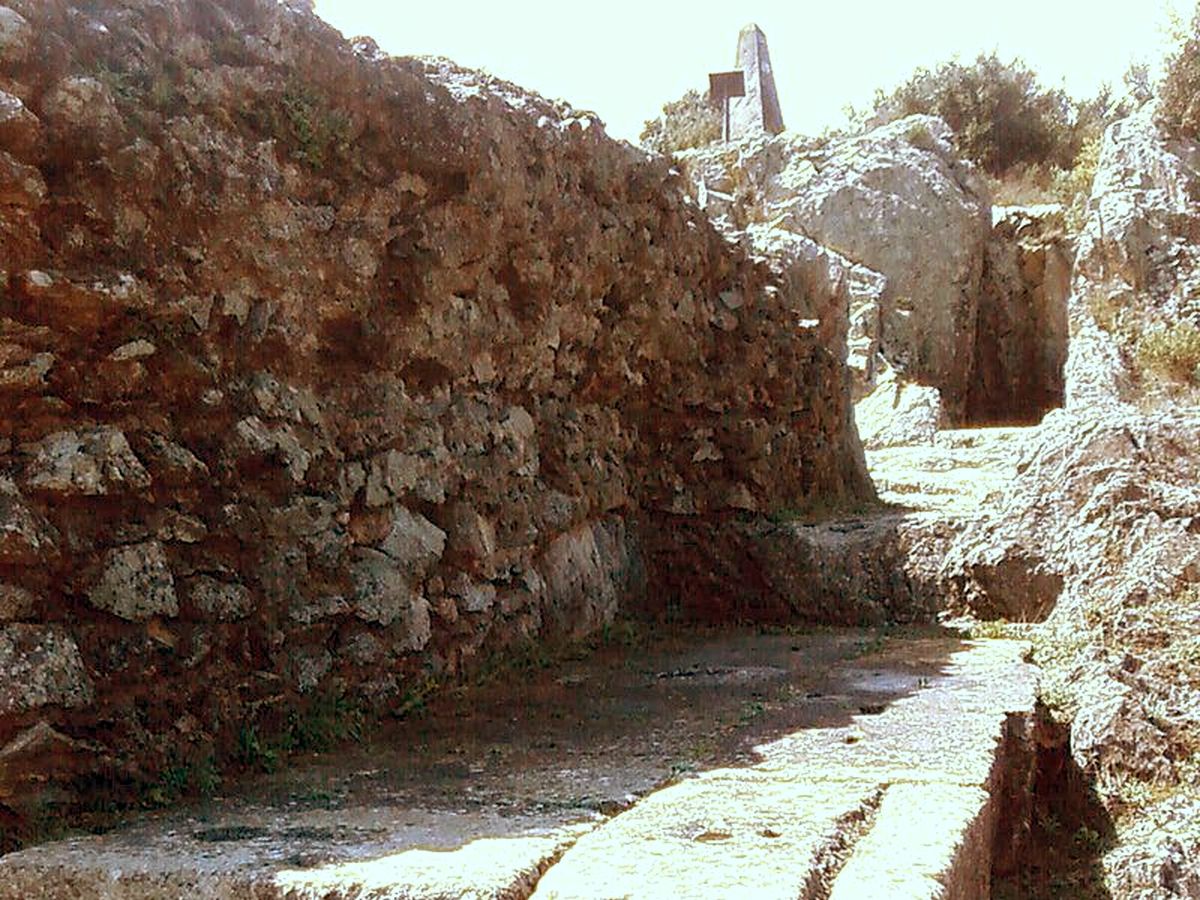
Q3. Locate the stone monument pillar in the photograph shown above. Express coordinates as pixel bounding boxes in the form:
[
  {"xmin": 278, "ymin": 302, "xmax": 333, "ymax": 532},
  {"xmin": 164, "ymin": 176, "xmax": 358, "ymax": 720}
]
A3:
[{"xmin": 729, "ymin": 24, "xmax": 784, "ymax": 139}]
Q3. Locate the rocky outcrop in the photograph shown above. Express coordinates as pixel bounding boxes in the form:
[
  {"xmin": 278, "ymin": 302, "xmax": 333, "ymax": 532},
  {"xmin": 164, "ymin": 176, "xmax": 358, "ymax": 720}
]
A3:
[
  {"xmin": 681, "ymin": 117, "xmax": 1071, "ymax": 427},
  {"xmin": 0, "ymin": 0, "xmax": 869, "ymax": 828},
  {"xmin": 681, "ymin": 116, "xmax": 993, "ymax": 421},
  {"xmin": 1067, "ymin": 107, "xmax": 1200, "ymax": 407}
]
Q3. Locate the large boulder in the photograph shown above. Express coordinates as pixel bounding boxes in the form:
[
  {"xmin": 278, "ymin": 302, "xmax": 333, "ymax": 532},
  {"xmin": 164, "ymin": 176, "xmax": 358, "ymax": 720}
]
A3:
[
  {"xmin": 682, "ymin": 116, "xmax": 992, "ymax": 421},
  {"xmin": 1067, "ymin": 108, "xmax": 1200, "ymax": 408}
]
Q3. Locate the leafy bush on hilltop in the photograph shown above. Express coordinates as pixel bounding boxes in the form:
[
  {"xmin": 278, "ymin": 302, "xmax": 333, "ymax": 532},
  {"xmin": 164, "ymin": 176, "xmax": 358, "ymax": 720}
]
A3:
[
  {"xmin": 640, "ymin": 89, "xmax": 721, "ymax": 155},
  {"xmin": 871, "ymin": 53, "xmax": 1086, "ymax": 175},
  {"xmin": 1159, "ymin": 4, "xmax": 1200, "ymax": 140}
]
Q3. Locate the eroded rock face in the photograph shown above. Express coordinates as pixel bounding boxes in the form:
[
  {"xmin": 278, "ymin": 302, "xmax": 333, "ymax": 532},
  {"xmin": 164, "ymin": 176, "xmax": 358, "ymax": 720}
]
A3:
[
  {"xmin": 681, "ymin": 118, "xmax": 1073, "ymax": 428},
  {"xmin": 1067, "ymin": 108, "xmax": 1200, "ymax": 408},
  {"xmin": 0, "ymin": 0, "xmax": 868, "ymax": 819},
  {"xmin": 681, "ymin": 116, "xmax": 991, "ymax": 421},
  {"xmin": 971, "ymin": 209, "xmax": 1071, "ymax": 424}
]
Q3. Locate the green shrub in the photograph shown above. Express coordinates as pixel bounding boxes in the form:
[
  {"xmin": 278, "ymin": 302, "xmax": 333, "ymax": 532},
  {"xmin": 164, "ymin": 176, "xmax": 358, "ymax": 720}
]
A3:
[
  {"xmin": 640, "ymin": 89, "xmax": 721, "ymax": 155},
  {"xmin": 1135, "ymin": 321, "xmax": 1200, "ymax": 384},
  {"xmin": 1160, "ymin": 4, "xmax": 1200, "ymax": 140},
  {"xmin": 1053, "ymin": 134, "xmax": 1102, "ymax": 231},
  {"xmin": 871, "ymin": 53, "xmax": 1085, "ymax": 175}
]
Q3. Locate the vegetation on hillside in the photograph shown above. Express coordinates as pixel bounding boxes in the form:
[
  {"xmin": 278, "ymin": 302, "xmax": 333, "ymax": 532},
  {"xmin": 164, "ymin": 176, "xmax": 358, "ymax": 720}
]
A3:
[
  {"xmin": 1159, "ymin": 4, "xmax": 1200, "ymax": 140},
  {"xmin": 639, "ymin": 88, "xmax": 721, "ymax": 155},
  {"xmin": 869, "ymin": 53, "xmax": 1098, "ymax": 176}
]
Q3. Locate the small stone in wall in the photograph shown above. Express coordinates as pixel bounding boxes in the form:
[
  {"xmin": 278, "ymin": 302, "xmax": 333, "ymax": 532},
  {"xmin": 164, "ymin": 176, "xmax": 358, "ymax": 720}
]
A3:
[
  {"xmin": 350, "ymin": 549, "xmax": 432, "ymax": 651},
  {"xmin": 89, "ymin": 541, "xmax": 178, "ymax": 621},
  {"xmin": 0, "ymin": 477, "xmax": 57, "ymax": 563},
  {"xmin": 232, "ymin": 416, "xmax": 312, "ymax": 483},
  {"xmin": 447, "ymin": 572, "xmax": 496, "ymax": 615},
  {"xmin": 0, "ymin": 583, "xmax": 35, "ymax": 621},
  {"xmin": 108, "ymin": 339, "xmax": 157, "ymax": 362},
  {"xmin": 288, "ymin": 593, "xmax": 350, "ymax": 626},
  {"xmin": 378, "ymin": 507, "xmax": 446, "ymax": 575},
  {"xmin": 290, "ymin": 647, "xmax": 332, "ymax": 694},
  {"xmin": 25, "ymin": 427, "xmax": 151, "ymax": 495},
  {"xmin": 0, "ymin": 625, "xmax": 93, "ymax": 715},
  {"xmin": 0, "ymin": 89, "xmax": 41, "ymax": 163},
  {"xmin": 364, "ymin": 450, "xmax": 422, "ymax": 507},
  {"xmin": 0, "ymin": 7, "xmax": 32, "ymax": 63},
  {"xmin": 184, "ymin": 575, "xmax": 253, "ymax": 622}
]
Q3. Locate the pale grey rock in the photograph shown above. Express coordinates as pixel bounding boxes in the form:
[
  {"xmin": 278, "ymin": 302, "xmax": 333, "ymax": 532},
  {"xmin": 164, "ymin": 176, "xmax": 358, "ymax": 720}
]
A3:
[
  {"xmin": 89, "ymin": 541, "xmax": 178, "ymax": 621},
  {"xmin": 378, "ymin": 506, "xmax": 446, "ymax": 574},
  {"xmin": 25, "ymin": 427, "xmax": 151, "ymax": 495},
  {"xmin": 0, "ymin": 476, "xmax": 57, "ymax": 564},
  {"xmin": 0, "ymin": 583, "xmax": 35, "ymax": 621},
  {"xmin": 1067, "ymin": 108, "xmax": 1200, "ymax": 409},
  {"xmin": 138, "ymin": 434, "xmax": 210, "ymax": 484},
  {"xmin": 854, "ymin": 362, "xmax": 943, "ymax": 450},
  {"xmin": 539, "ymin": 520, "xmax": 634, "ymax": 641},
  {"xmin": 0, "ymin": 7, "xmax": 31, "ymax": 63},
  {"xmin": 447, "ymin": 573, "xmax": 497, "ymax": 615},
  {"xmin": 1103, "ymin": 797, "xmax": 1200, "ymax": 899},
  {"xmin": 0, "ymin": 625, "xmax": 93, "ymax": 714},
  {"xmin": 109, "ymin": 339, "xmax": 157, "ymax": 361},
  {"xmin": 232, "ymin": 416, "xmax": 311, "ymax": 483},
  {"xmin": 290, "ymin": 647, "xmax": 332, "ymax": 693},
  {"xmin": 184, "ymin": 576, "xmax": 253, "ymax": 622},
  {"xmin": 364, "ymin": 449, "xmax": 422, "ymax": 507},
  {"xmin": 350, "ymin": 549, "xmax": 431, "ymax": 650},
  {"xmin": 683, "ymin": 116, "xmax": 991, "ymax": 421},
  {"xmin": 0, "ymin": 89, "xmax": 41, "ymax": 163},
  {"xmin": 288, "ymin": 594, "xmax": 350, "ymax": 626}
]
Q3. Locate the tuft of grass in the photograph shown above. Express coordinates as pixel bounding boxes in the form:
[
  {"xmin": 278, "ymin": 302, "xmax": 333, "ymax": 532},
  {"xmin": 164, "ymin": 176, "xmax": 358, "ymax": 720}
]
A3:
[
  {"xmin": 144, "ymin": 755, "xmax": 221, "ymax": 807},
  {"xmin": 281, "ymin": 86, "xmax": 351, "ymax": 169},
  {"xmin": 1135, "ymin": 321, "xmax": 1200, "ymax": 385}
]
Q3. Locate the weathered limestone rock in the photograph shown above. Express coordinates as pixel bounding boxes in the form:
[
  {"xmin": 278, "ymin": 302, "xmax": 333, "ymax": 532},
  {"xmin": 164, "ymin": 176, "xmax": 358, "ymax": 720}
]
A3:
[
  {"xmin": 349, "ymin": 549, "xmax": 432, "ymax": 650},
  {"xmin": 377, "ymin": 507, "xmax": 446, "ymax": 575},
  {"xmin": 89, "ymin": 541, "xmax": 178, "ymax": 621},
  {"xmin": 0, "ymin": 6, "xmax": 31, "ymax": 63},
  {"xmin": 182, "ymin": 576, "xmax": 253, "ymax": 622},
  {"xmin": 0, "ymin": 477, "xmax": 56, "ymax": 564},
  {"xmin": 729, "ymin": 24, "xmax": 784, "ymax": 139},
  {"xmin": 0, "ymin": 625, "xmax": 92, "ymax": 714},
  {"xmin": 0, "ymin": 89, "xmax": 39, "ymax": 165},
  {"xmin": 232, "ymin": 417, "xmax": 312, "ymax": 484},
  {"xmin": 1067, "ymin": 108, "xmax": 1200, "ymax": 408},
  {"xmin": 682, "ymin": 116, "xmax": 992, "ymax": 421},
  {"xmin": 540, "ymin": 520, "xmax": 638, "ymax": 641},
  {"xmin": 941, "ymin": 408, "xmax": 1200, "ymax": 891},
  {"xmin": 0, "ymin": 583, "xmax": 35, "ymax": 621},
  {"xmin": 854, "ymin": 362, "xmax": 943, "ymax": 450},
  {"xmin": 24, "ymin": 427, "xmax": 151, "ymax": 495}
]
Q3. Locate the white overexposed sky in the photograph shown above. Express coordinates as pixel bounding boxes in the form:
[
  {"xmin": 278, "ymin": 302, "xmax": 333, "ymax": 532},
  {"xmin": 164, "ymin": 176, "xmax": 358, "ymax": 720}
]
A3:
[{"xmin": 313, "ymin": 0, "xmax": 1194, "ymax": 143}]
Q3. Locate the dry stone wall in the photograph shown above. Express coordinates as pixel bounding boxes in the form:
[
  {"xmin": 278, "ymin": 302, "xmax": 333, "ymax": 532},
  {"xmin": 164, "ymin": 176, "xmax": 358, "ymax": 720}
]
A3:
[{"xmin": 0, "ymin": 0, "xmax": 870, "ymax": 828}]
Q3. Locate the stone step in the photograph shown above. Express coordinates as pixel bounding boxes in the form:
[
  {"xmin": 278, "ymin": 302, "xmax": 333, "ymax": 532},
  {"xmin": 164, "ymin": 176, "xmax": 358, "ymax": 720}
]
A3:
[{"xmin": 0, "ymin": 633, "xmax": 1036, "ymax": 899}]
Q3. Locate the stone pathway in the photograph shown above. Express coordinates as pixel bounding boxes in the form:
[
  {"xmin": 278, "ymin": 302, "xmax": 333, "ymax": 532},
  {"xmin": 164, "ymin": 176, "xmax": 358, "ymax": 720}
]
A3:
[
  {"xmin": 866, "ymin": 427, "xmax": 1033, "ymax": 514},
  {"xmin": 0, "ymin": 628, "xmax": 1036, "ymax": 899}
]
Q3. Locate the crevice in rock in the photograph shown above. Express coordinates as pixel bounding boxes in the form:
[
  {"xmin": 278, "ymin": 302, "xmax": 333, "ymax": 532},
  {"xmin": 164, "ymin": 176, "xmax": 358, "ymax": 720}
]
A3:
[
  {"xmin": 990, "ymin": 708, "xmax": 1115, "ymax": 899},
  {"xmin": 802, "ymin": 786, "xmax": 887, "ymax": 900}
]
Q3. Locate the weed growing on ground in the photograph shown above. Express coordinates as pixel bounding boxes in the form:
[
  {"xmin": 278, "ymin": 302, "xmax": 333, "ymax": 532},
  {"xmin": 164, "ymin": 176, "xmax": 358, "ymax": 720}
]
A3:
[{"xmin": 1136, "ymin": 321, "xmax": 1200, "ymax": 385}]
